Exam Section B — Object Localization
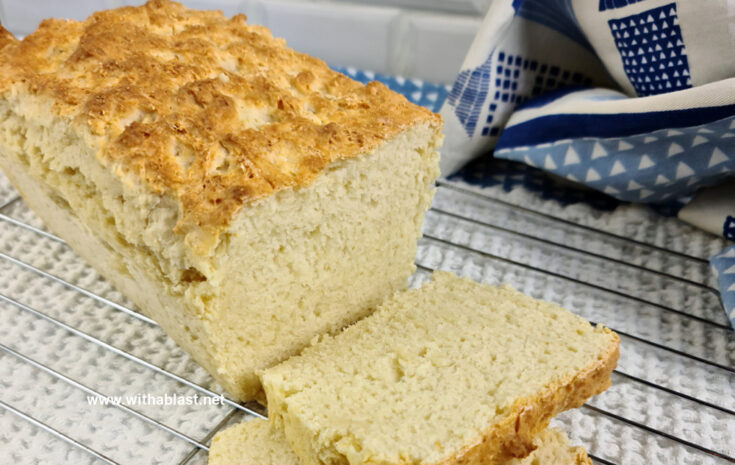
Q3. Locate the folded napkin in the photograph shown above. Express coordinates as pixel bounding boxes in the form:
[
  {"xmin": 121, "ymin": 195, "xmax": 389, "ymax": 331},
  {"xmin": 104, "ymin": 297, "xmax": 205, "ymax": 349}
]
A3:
[{"xmin": 440, "ymin": 0, "xmax": 735, "ymax": 327}]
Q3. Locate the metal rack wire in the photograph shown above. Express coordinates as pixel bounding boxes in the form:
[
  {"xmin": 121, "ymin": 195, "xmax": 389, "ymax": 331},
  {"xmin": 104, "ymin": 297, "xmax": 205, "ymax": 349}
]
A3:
[{"xmin": 0, "ymin": 177, "xmax": 733, "ymax": 465}]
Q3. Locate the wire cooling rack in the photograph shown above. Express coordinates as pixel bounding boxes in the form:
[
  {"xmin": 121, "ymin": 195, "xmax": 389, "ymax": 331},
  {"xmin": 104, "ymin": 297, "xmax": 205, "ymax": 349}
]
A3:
[{"xmin": 0, "ymin": 168, "xmax": 733, "ymax": 465}]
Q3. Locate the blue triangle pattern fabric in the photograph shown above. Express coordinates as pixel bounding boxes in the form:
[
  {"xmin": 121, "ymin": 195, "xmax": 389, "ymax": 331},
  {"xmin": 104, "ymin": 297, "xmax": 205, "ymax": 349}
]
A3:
[
  {"xmin": 608, "ymin": 3, "xmax": 691, "ymax": 96},
  {"xmin": 495, "ymin": 109, "xmax": 735, "ymax": 203},
  {"xmin": 333, "ymin": 66, "xmax": 449, "ymax": 113},
  {"xmin": 711, "ymin": 245, "xmax": 735, "ymax": 328},
  {"xmin": 725, "ymin": 216, "xmax": 735, "ymax": 242},
  {"xmin": 599, "ymin": 0, "xmax": 649, "ymax": 12}
]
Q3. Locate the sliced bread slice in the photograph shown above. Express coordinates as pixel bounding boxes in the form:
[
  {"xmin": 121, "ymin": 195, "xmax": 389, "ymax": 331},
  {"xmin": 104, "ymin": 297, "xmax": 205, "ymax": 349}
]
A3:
[
  {"xmin": 261, "ymin": 272, "xmax": 619, "ymax": 465},
  {"xmin": 208, "ymin": 421, "xmax": 593, "ymax": 465}
]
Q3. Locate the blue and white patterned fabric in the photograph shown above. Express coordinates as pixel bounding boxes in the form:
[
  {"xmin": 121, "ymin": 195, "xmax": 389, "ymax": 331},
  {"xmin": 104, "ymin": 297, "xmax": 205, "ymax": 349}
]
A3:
[
  {"xmin": 440, "ymin": 0, "xmax": 735, "ymax": 174},
  {"xmin": 439, "ymin": 0, "xmax": 735, "ymax": 327},
  {"xmin": 712, "ymin": 246, "xmax": 735, "ymax": 327},
  {"xmin": 494, "ymin": 85, "xmax": 735, "ymax": 203},
  {"xmin": 334, "ymin": 67, "xmax": 449, "ymax": 113}
]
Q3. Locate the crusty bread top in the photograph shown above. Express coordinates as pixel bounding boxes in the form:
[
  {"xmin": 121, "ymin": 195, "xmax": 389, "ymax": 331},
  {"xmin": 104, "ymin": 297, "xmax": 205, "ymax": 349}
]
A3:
[{"xmin": 0, "ymin": 0, "xmax": 440, "ymax": 239}]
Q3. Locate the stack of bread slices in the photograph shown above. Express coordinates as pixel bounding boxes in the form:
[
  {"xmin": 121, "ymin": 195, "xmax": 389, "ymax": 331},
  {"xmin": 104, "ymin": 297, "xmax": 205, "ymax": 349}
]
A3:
[{"xmin": 210, "ymin": 272, "xmax": 619, "ymax": 465}]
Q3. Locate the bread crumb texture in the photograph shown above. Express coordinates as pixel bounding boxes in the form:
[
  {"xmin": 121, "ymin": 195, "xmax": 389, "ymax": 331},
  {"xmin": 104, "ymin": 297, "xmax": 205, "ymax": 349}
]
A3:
[
  {"xmin": 0, "ymin": 0, "xmax": 439, "ymax": 245},
  {"xmin": 209, "ymin": 421, "xmax": 299, "ymax": 465},
  {"xmin": 262, "ymin": 272, "xmax": 619, "ymax": 465},
  {"xmin": 208, "ymin": 421, "xmax": 592, "ymax": 465}
]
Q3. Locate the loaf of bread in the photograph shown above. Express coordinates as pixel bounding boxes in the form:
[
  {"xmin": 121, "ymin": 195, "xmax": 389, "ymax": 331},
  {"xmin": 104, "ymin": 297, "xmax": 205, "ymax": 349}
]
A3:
[
  {"xmin": 262, "ymin": 272, "xmax": 619, "ymax": 465},
  {"xmin": 0, "ymin": 0, "xmax": 441, "ymax": 401},
  {"xmin": 208, "ymin": 421, "xmax": 592, "ymax": 465}
]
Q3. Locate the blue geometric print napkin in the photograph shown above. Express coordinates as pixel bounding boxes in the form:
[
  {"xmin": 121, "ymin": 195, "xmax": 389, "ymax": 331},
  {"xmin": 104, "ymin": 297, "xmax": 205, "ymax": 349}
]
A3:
[
  {"xmin": 439, "ymin": 0, "xmax": 735, "ymax": 328},
  {"xmin": 712, "ymin": 245, "xmax": 735, "ymax": 328},
  {"xmin": 333, "ymin": 67, "xmax": 449, "ymax": 113},
  {"xmin": 494, "ymin": 86, "xmax": 735, "ymax": 204}
]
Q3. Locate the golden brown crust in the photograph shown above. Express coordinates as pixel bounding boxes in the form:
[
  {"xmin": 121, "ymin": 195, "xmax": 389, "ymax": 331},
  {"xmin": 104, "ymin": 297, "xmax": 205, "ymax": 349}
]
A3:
[
  {"xmin": 575, "ymin": 448, "xmax": 595, "ymax": 465},
  {"xmin": 0, "ymin": 25, "xmax": 16, "ymax": 51},
  {"xmin": 437, "ymin": 328, "xmax": 620, "ymax": 465},
  {"xmin": 0, "ymin": 0, "xmax": 440, "ymax": 247}
]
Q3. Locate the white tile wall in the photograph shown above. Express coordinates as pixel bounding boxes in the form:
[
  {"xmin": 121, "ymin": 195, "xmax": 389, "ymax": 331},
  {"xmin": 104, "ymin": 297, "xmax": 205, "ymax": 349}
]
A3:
[
  {"xmin": 240, "ymin": 0, "xmax": 401, "ymax": 75},
  {"xmin": 0, "ymin": 0, "xmax": 118, "ymax": 35},
  {"xmin": 119, "ymin": 0, "xmax": 243, "ymax": 17},
  {"xmin": 330, "ymin": 0, "xmax": 491, "ymax": 15},
  {"xmin": 394, "ymin": 12, "xmax": 481, "ymax": 84},
  {"xmin": 240, "ymin": 0, "xmax": 480, "ymax": 83},
  {"xmin": 0, "ymin": 0, "xmax": 481, "ymax": 84}
]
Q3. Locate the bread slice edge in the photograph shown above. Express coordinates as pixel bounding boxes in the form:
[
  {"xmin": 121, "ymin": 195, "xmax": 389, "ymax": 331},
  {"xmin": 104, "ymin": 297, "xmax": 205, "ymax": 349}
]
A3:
[{"xmin": 443, "ymin": 328, "xmax": 618, "ymax": 465}]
